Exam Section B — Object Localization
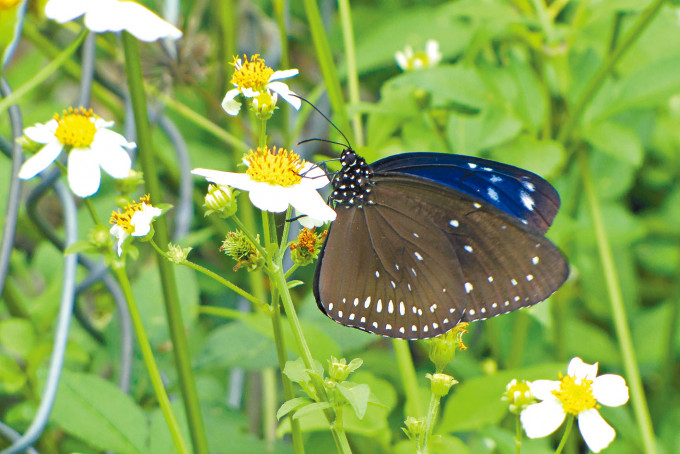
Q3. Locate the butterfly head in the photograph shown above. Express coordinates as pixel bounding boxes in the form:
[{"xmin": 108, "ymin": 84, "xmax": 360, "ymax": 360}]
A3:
[{"xmin": 331, "ymin": 148, "xmax": 374, "ymax": 208}]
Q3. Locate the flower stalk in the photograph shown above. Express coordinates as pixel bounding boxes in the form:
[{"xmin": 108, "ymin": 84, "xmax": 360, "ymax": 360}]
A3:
[{"xmin": 121, "ymin": 31, "xmax": 208, "ymax": 454}]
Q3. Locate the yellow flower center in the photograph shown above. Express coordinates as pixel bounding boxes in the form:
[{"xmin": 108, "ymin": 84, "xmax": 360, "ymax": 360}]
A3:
[
  {"xmin": 0, "ymin": 0, "xmax": 22, "ymax": 9},
  {"xmin": 54, "ymin": 107, "xmax": 97, "ymax": 148},
  {"xmin": 110, "ymin": 195, "xmax": 152, "ymax": 233},
  {"xmin": 552, "ymin": 374, "xmax": 598, "ymax": 415},
  {"xmin": 230, "ymin": 54, "xmax": 274, "ymax": 92},
  {"xmin": 245, "ymin": 146, "xmax": 304, "ymax": 186}
]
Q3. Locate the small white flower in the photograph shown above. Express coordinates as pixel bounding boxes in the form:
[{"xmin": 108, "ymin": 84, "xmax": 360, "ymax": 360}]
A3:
[
  {"xmin": 45, "ymin": 0, "xmax": 182, "ymax": 42},
  {"xmin": 520, "ymin": 357, "xmax": 629, "ymax": 453},
  {"xmin": 109, "ymin": 195, "xmax": 162, "ymax": 256},
  {"xmin": 222, "ymin": 54, "xmax": 301, "ymax": 116},
  {"xmin": 19, "ymin": 107, "xmax": 134, "ymax": 198},
  {"xmin": 395, "ymin": 39, "xmax": 442, "ymax": 71},
  {"xmin": 192, "ymin": 146, "xmax": 336, "ymax": 228}
]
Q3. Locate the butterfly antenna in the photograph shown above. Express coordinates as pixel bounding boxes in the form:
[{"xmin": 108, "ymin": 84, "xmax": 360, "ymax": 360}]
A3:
[{"xmin": 292, "ymin": 95, "xmax": 352, "ymax": 149}]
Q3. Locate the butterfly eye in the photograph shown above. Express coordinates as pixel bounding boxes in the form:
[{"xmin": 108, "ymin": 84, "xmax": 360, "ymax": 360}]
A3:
[{"xmin": 343, "ymin": 151, "xmax": 356, "ymax": 166}]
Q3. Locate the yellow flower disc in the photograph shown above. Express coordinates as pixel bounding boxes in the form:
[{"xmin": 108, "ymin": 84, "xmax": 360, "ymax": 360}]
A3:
[
  {"xmin": 245, "ymin": 146, "xmax": 304, "ymax": 186},
  {"xmin": 54, "ymin": 107, "xmax": 97, "ymax": 148},
  {"xmin": 552, "ymin": 374, "xmax": 598, "ymax": 415},
  {"xmin": 231, "ymin": 54, "xmax": 274, "ymax": 92},
  {"xmin": 110, "ymin": 195, "xmax": 152, "ymax": 233}
]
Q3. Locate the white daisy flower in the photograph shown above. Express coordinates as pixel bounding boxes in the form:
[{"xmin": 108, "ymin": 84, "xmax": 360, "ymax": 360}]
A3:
[
  {"xmin": 109, "ymin": 195, "xmax": 163, "ymax": 256},
  {"xmin": 520, "ymin": 357, "xmax": 629, "ymax": 453},
  {"xmin": 45, "ymin": 0, "xmax": 182, "ymax": 42},
  {"xmin": 395, "ymin": 39, "xmax": 442, "ymax": 71},
  {"xmin": 222, "ymin": 54, "xmax": 301, "ymax": 116},
  {"xmin": 18, "ymin": 107, "xmax": 134, "ymax": 198},
  {"xmin": 192, "ymin": 146, "xmax": 336, "ymax": 228}
]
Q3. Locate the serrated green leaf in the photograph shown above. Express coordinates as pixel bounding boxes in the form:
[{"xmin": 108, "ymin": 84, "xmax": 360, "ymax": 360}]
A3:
[
  {"xmin": 277, "ymin": 397, "xmax": 314, "ymax": 420},
  {"xmin": 337, "ymin": 382, "xmax": 370, "ymax": 420},
  {"xmin": 51, "ymin": 371, "xmax": 148, "ymax": 454}
]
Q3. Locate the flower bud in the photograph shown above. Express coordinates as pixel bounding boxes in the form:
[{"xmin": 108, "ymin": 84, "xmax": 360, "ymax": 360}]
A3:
[
  {"xmin": 427, "ymin": 373, "xmax": 458, "ymax": 398},
  {"xmin": 204, "ymin": 184, "xmax": 238, "ymax": 218},
  {"xmin": 502, "ymin": 379, "xmax": 535, "ymax": 414},
  {"xmin": 220, "ymin": 231, "xmax": 263, "ymax": 271},
  {"xmin": 327, "ymin": 356, "xmax": 363, "ymax": 382},
  {"xmin": 167, "ymin": 243, "xmax": 192, "ymax": 264},
  {"xmin": 290, "ymin": 228, "xmax": 326, "ymax": 266},
  {"xmin": 428, "ymin": 322, "xmax": 468, "ymax": 372}
]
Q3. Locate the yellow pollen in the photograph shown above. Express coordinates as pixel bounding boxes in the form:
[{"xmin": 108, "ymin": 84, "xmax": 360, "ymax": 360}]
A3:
[
  {"xmin": 54, "ymin": 107, "xmax": 97, "ymax": 148},
  {"xmin": 245, "ymin": 146, "xmax": 304, "ymax": 186},
  {"xmin": 552, "ymin": 374, "xmax": 598, "ymax": 415},
  {"xmin": 109, "ymin": 195, "xmax": 152, "ymax": 233},
  {"xmin": 230, "ymin": 54, "xmax": 274, "ymax": 92}
]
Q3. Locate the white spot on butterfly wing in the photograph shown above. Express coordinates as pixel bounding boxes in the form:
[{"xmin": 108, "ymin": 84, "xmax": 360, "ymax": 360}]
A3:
[
  {"xmin": 328, "ymin": 303, "xmax": 334, "ymax": 311},
  {"xmin": 388, "ymin": 300, "xmax": 394, "ymax": 314},
  {"xmin": 511, "ymin": 279, "xmax": 518, "ymax": 286},
  {"xmin": 490, "ymin": 175, "xmax": 503, "ymax": 183},
  {"xmin": 414, "ymin": 252, "xmax": 423, "ymax": 261},
  {"xmin": 473, "ymin": 202, "xmax": 482, "ymax": 209},
  {"xmin": 526, "ymin": 274, "xmax": 534, "ymax": 281},
  {"xmin": 520, "ymin": 190, "xmax": 535, "ymax": 211},
  {"xmin": 375, "ymin": 270, "xmax": 380, "ymax": 278},
  {"xmin": 464, "ymin": 245, "xmax": 473, "ymax": 253},
  {"xmin": 376, "ymin": 299, "xmax": 383, "ymax": 312},
  {"xmin": 364, "ymin": 297, "xmax": 371, "ymax": 308},
  {"xmin": 399, "ymin": 301, "xmax": 406, "ymax": 316},
  {"xmin": 465, "ymin": 282, "xmax": 473, "ymax": 293},
  {"xmin": 532, "ymin": 256, "xmax": 539, "ymax": 265},
  {"xmin": 338, "ymin": 311, "xmax": 343, "ymax": 318},
  {"xmin": 487, "ymin": 187, "xmax": 499, "ymax": 201},
  {"xmin": 468, "ymin": 163, "xmax": 478, "ymax": 169},
  {"xmin": 522, "ymin": 181, "xmax": 536, "ymax": 192},
  {"xmin": 449, "ymin": 220, "xmax": 459, "ymax": 228},
  {"xmin": 349, "ymin": 313, "xmax": 355, "ymax": 320}
]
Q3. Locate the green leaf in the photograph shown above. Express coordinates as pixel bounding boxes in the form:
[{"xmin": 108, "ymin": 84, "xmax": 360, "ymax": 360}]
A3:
[
  {"xmin": 51, "ymin": 371, "xmax": 148, "ymax": 454},
  {"xmin": 439, "ymin": 363, "xmax": 564, "ymax": 433},
  {"xmin": 64, "ymin": 240, "xmax": 97, "ymax": 256},
  {"xmin": 0, "ymin": 353, "xmax": 26, "ymax": 394},
  {"xmin": 277, "ymin": 397, "xmax": 314, "ymax": 420},
  {"xmin": 0, "ymin": 318, "xmax": 36, "ymax": 359},
  {"xmin": 583, "ymin": 122, "xmax": 643, "ymax": 166},
  {"xmin": 337, "ymin": 382, "xmax": 370, "ymax": 420},
  {"xmin": 291, "ymin": 402, "xmax": 332, "ymax": 420},
  {"xmin": 194, "ymin": 321, "xmax": 279, "ymax": 370}
]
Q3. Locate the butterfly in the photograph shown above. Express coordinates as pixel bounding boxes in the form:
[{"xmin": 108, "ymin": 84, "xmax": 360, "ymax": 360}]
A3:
[{"xmin": 312, "ymin": 148, "xmax": 569, "ymax": 339}]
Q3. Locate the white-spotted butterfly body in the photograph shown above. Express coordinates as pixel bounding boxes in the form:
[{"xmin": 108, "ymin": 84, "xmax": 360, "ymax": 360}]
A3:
[{"xmin": 313, "ymin": 147, "xmax": 568, "ymax": 340}]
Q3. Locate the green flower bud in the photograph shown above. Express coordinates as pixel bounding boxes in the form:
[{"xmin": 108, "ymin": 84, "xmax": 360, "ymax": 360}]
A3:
[
  {"xmin": 204, "ymin": 184, "xmax": 238, "ymax": 218},
  {"xmin": 327, "ymin": 356, "xmax": 363, "ymax": 382},
  {"xmin": 502, "ymin": 379, "xmax": 535, "ymax": 414},
  {"xmin": 220, "ymin": 231, "xmax": 263, "ymax": 271},
  {"xmin": 289, "ymin": 228, "xmax": 326, "ymax": 266},
  {"xmin": 427, "ymin": 373, "xmax": 458, "ymax": 398},
  {"xmin": 167, "ymin": 243, "xmax": 192, "ymax": 264},
  {"xmin": 428, "ymin": 322, "xmax": 468, "ymax": 372},
  {"xmin": 402, "ymin": 416, "xmax": 426, "ymax": 442}
]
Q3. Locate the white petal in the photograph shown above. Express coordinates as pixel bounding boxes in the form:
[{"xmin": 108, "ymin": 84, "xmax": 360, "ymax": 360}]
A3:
[
  {"xmin": 299, "ymin": 163, "xmax": 331, "ymax": 190},
  {"xmin": 269, "ymin": 69, "xmax": 298, "ymax": 81},
  {"xmin": 18, "ymin": 141, "xmax": 63, "ymax": 179},
  {"xmin": 130, "ymin": 204, "xmax": 162, "ymax": 236},
  {"xmin": 192, "ymin": 169, "xmax": 256, "ymax": 191},
  {"xmin": 249, "ymin": 186, "xmax": 290, "ymax": 212},
  {"xmin": 240, "ymin": 87, "xmax": 259, "ymax": 98},
  {"xmin": 288, "ymin": 187, "xmax": 336, "ymax": 223},
  {"xmin": 221, "ymin": 89, "xmax": 242, "ymax": 115},
  {"xmin": 426, "ymin": 39, "xmax": 442, "ymax": 65},
  {"xmin": 45, "ymin": 0, "xmax": 91, "ymax": 23},
  {"xmin": 296, "ymin": 211, "xmax": 326, "ymax": 229},
  {"xmin": 568, "ymin": 357, "xmax": 598, "ymax": 381},
  {"xmin": 83, "ymin": 0, "xmax": 125, "ymax": 32},
  {"xmin": 110, "ymin": 224, "xmax": 129, "ymax": 256},
  {"xmin": 267, "ymin": 81, "xmax": 301, "ymax": 110},
  {"xmin": 114, "ymin": 1, "xmax": 183, "ymax": 42},
  {"xmin": 95, "ymin": 127, "xmax": 135, "ymax": 149},
  {"xmin": 67, "ymin": 148, "xmax": 101, "ymax": 198},
  {"xmin": 24, "ymin": 122, "xmax": 57, "ymax": 144},
  {"xmin": 577, "ymin": 409, "xmax": 616, "ymax": 453},
  {"xmin": 529, "ymin": 379, "xmax": 560, "ymax": 401},
  {"xmin": 94, "ymin": 143, "xmax": 132, "ymax": 179},
  {"xmin": 592, "ymin": 374, "xmax": 629, "ymax": 407},
  {"xmin": 520, "ymin": 401, "xmax": 566, "ymax": 438},
  {"xmin": 395, "ymin": 51, "xmax": 408, "ymax": 70}
]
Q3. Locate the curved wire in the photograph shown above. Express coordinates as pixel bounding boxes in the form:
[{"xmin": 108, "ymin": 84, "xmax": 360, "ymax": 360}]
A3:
[
  {"xmin": 0, "ymin": 422, "xmax": 38, "ymax": 454},
  {"xmin": 1, "ymin": 182, "xmax": 78, "ymax": 454},
  {"xmin": 0, "ymin": 0, "xmax": 27, "ymax": 69},
  {"xmin": 0, "ymin": 79, "xmax": 24, "ymax": 298}
]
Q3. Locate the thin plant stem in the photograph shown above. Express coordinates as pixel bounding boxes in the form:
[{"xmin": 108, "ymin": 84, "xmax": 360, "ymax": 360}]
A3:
[
  {"xmin": 554, "ymin": 415, "xmax": 574, "ymax": 454},
  {"xmin": 515, "ymin": 414, "xmax": 522, "ymax": 454},
  {"xmin": 508, "ymin": 312, "xmax": 530, "ymax": 369},
  {"xmin": 121, "ymin": 31, "xmax": 208, "ymax": 454},
  {"xmin": 393, "ymin": 339, "xmax": 424, "ymax": 417},
  {"xmin": 270, "ymin": 257, "xmax": 352, "ymax": 454},
  {"xmin": 301, "ymin": 0, "xmax": 351, "ymax": 135},
  {"xmin": 272, "ymin": 0, "xmax": 291, "ymax": 147},
  {"xmin": 578, "ymin": 149, "xmax": 656, "ymax": 454},
  {"xmin": 82, "ymin": 198, "xmax": 103, "ymax": 226},
  {"xmin": 148, "ymin": 240, "xmax": 268, "ymax": 311},
  {"xmin": 112, "ymin": 266, "xmax": 190, "ymax": 454},
  {"xmin": 0, "ymin": 30, "xmax": 87, "ymax": 116},
  {"xmin": 421, "ymin": 392, "xmax": 441, "ymax": 454},
  {"xmin": 337, "ymin": 0, "xmax": 363, "ymax": 146},
  {"xmin": 556, "ymin": 0, "xmax": 667, "ymax": 145}
]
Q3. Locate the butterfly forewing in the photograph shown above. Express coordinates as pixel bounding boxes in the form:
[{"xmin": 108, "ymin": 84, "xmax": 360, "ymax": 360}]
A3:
[{"xmin": 314, "ymin": 172, "xmax": 568, "ymax": 339}]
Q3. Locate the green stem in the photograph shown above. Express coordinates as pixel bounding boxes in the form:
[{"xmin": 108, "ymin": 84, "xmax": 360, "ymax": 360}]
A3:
[
  {"xmin": 554, "ymin": 415, "xmax": 574, "ymax": 454},
  {"xmin": 149, "ymin": 240, "xmax": 268, "ymax": 311},
  {"xmin": 515, "ymin": 414, "xmax": 522, "ymax": 454},
  {"xmin": 301, "ymin": 0, "xmax": 350, "ymax": 136},
  {"xmin": 271, "ymin": 260, "xmax": 351, "ymax": 453},
  {"xmin": 231, "ymin": 215, "xmax": 268, "ymax": 259},
  {"xmin": 272, "ymin": 0, "xmax": 292, "ymax": 147},
  {"xmin": 393, "ymin": 339, "xmax": 424, "ymax": 417},
  {"xmin": 578, "ymin": 149, "xmax": 656, "ymax": 454},
  {"xmin": 507, "ymin": 312, "xmax": 530, "ymax": 369},
  {"xmin": 529, "ymin": 0, "xmax": 556, "ymax": 44},
  {"xmin": 121, "ymin": 32, "xmax": 208, "ymax": 454},
  {"xmin": 421, "ymin": 391, "xmax": 441, "ymax": 454},
  {"xmin": 82, "ymin": 197, "xmax": 103, "ymax": 226},
  {"xmin": 0, "ymin": 29, "xmax": 87, "ymax": 115},
  {"xmin": 337, "ymin": 0, "xmax": 363, "ymax": 146},
  {"xmin": 556, "ymin": 0, "xmax": 667, "ymax": 144},
  {"xmin": 112, "ymin": 266, "xmax": 189, "ymax": 454}
]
